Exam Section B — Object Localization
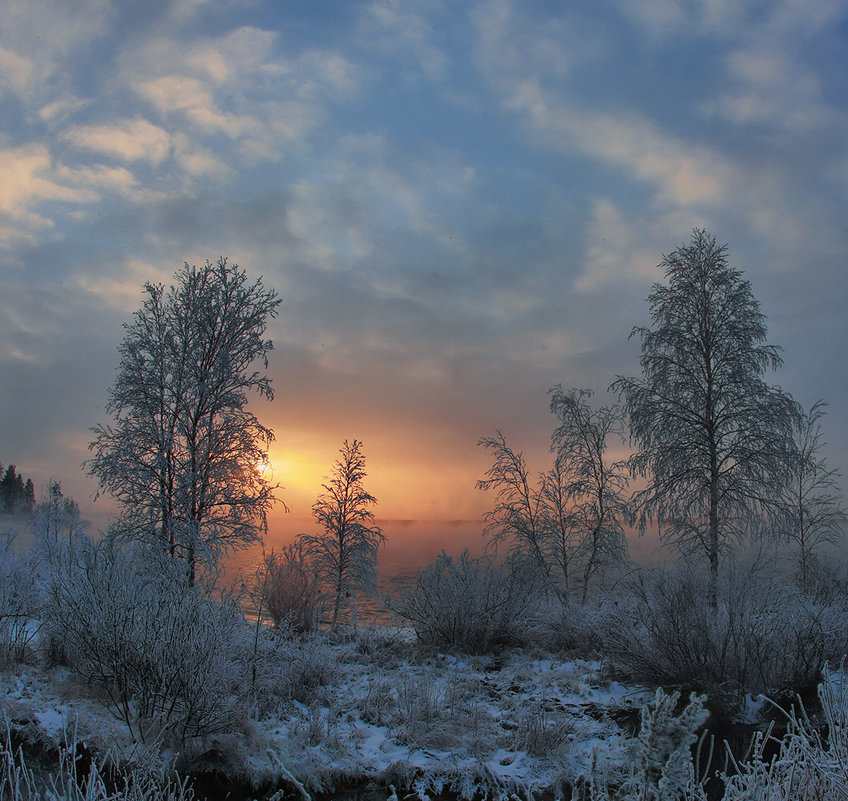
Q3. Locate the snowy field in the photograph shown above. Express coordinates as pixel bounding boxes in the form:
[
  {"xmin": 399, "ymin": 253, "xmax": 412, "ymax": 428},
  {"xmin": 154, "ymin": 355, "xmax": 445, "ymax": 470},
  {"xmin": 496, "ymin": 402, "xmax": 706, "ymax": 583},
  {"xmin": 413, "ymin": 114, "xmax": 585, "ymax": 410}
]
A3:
[
  {"xmin": 4, "ymin": 619, "xmax": 848, "ymax": 801},
  {"xmin": 2, "ymin": 630, "xmax": 649, "ymax": 798}
]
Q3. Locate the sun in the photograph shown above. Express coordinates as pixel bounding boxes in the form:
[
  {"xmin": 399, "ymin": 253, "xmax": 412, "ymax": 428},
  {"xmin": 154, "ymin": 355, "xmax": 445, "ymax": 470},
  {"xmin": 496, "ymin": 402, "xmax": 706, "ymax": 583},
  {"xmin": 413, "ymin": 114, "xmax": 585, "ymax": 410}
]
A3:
[{"xmin": 255, "ymin": 458, "xmax": 272, "ymax": 477}]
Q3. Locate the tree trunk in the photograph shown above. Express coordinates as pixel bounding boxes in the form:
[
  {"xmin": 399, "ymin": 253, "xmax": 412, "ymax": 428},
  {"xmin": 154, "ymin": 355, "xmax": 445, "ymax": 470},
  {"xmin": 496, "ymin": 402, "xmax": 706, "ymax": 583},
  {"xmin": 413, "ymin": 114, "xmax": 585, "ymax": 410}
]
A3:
[
  {"xmin": 188, "ymin": 541, "xmax": 196, "ymax": 588},
  {"xmin": 708, "ymin": 480, "xmax": 719, "ymax": 610}
]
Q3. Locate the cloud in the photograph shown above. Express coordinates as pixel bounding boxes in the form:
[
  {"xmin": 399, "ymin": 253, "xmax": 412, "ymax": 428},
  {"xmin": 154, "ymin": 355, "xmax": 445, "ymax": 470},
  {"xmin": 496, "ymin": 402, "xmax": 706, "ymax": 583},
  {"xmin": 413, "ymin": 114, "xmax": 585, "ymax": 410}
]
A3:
[
  {"xmin": 0, "ymin": 145, "xmax": 89, "ymax": 229},
  {"xmin": 171, "ymin": 134, "xmax": 232, "ymax": 179},
  {"xmin": 530, "ymin": 92, "xmax": 726, "ymax": 206},
  {"xmin": 471, "ymin": 1, "xmax": 731, "ymax": 208},
  {"xmin": 63, "ymin": 118, "xmax": 172, "ymax": 164},
  {"xmin": 0, "ymin": 0, "xmax": 113, "ymax": 108},
  {"xmin": 74, "ymin": 259, "xmax": 173, "ymax": 312},
  {"xmin": 469, "ymin": 0, "xmax": 848, "ymax": 275},
  {"xmin": 119, "ymin": 24, "xmax": 362, "ymax": 173},
  {"xmin": 187, "ymin": 26, "xmax": 278, "ymax": 84},
  {"xmin": 0, "ymin": 141, "xmax": 143, "ymax": 239},
  {"xmin": 357, "ymin": 0, "xmax": 450, "ymax": 82},
  {"xmin": 615, "ymin": 0, "xmax": 845, "ymax": 41},
  {"xmin": 0, "ymin": 46, "xmax": 32, "ymax": 95},
  {"xmin": 577, "ymin": 199, "xmax": 654, "ymax": 292},
  {"xmin": 704, "ymin": 46, "xmax": 842, "ymax": 134}
]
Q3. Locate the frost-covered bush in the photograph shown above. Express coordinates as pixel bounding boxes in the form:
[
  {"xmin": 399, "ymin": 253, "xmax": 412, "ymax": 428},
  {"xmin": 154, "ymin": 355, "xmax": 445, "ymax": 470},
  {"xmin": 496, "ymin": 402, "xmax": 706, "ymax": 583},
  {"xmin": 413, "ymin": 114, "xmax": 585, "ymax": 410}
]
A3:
[
  {"xmin": 720, "ymin": 669, "xmax": 848, "ymax": 800},
  {"xmin": 586, "ymin": 689, "xmax": 709, "ymax": 801},
  {"xmin": 0, "ymin": 535, "xmax": 42, "ymax": 666},
  {"xmin": 388, "ymin": 550, "xmax": 545, "ymax": 653},
  {"xmin": 536, "ymin": 595, "xmax": 620, "ymax": 655},
  {"xmin": 796, "ymin": 554, "xmax": 848, "ymax": 604},
  {"xmin": 44, "ymin": 536, "xmax": 242, "ymax": 743},
  {"xmin": 245, "ymin": 628, "xmax": 339, "ymax": 716},
  {"xmin": 601, "ymin": 566, "xmax": 847, "ymax": 708},
  {"xmin": 257, "ymin": 547, "xmax": 321, "ymax": 633}
]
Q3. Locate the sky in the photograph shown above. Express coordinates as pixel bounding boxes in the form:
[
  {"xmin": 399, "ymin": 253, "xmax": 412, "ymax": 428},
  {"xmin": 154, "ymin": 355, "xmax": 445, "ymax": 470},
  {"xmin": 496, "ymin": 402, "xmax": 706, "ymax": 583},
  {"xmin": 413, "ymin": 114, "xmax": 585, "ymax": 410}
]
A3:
[{"xmin": 1, "ymin": 0, "xmax": 847, "ymax": 563}]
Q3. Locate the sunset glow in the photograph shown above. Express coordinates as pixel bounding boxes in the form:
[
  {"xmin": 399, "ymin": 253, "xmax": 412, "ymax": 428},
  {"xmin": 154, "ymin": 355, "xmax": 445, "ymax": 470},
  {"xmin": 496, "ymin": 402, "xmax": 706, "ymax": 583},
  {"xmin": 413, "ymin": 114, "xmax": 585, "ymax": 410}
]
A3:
[{"xmin": 0, "ymin": 1, "xmax": 845, "ymax": 570}]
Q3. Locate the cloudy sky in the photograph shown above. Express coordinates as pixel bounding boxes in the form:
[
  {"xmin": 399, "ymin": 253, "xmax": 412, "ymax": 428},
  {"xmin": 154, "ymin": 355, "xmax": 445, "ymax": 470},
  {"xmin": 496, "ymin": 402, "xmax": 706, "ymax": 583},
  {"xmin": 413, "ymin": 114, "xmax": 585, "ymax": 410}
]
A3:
[{"xmin": 1, "ymin": 0, "xmax": 846, "ymax": 558}]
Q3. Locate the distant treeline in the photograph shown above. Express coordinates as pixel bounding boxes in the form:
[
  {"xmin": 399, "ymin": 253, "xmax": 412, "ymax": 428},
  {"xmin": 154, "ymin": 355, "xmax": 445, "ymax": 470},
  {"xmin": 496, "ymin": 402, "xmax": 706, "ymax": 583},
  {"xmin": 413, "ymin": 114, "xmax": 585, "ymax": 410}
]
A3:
[{"xmin": 0, "ymin": 464, "xmax": 35, "ymax": 515}]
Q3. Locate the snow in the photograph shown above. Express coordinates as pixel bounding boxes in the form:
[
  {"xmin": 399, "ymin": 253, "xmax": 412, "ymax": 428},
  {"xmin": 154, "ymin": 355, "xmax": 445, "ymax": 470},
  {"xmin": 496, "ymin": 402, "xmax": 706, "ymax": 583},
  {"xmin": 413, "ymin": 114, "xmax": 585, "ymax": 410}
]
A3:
[
  {"xmin": 235, "ymin": 636, "xmax": 651, "ymax": 793},
  {"xmin": 0, "ymin": 638, "xmax": 651, "ymax": 796}
]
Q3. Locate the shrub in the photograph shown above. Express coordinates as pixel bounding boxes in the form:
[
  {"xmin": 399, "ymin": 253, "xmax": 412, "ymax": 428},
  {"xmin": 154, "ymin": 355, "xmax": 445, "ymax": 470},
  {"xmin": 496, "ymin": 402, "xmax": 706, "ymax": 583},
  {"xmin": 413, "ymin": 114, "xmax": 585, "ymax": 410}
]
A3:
[
  {"xmin": 44, "ymin": 536, "xmax": 242, "ymax": 743},
  {"xmin": 720, "ymin": 668, "xmax": 848, "ymax": 799},
  {"xmin": 0, "ymin": 535, "xmax": 42, "ymax": 666},
  {"xmin": 601, "ymin": 565, "xmax": 848, "ymax": 709},
  {"xmin": 387, "ymin": 550, "xmax": 545, "ymax": 653},
  {"xmin": 585, "ymin": 689, "xmax": 710, "ymax": 800},
  {"xmin": 535, "ymin": 595, "xmax": 620, "ymax": 655},
  {"xmin": 259, "ymin": 548, "xmax": 321, "ymax": 633},
  {"xmin": 243, "ymin": 627, "xmax": 339, "ymax": 718}
]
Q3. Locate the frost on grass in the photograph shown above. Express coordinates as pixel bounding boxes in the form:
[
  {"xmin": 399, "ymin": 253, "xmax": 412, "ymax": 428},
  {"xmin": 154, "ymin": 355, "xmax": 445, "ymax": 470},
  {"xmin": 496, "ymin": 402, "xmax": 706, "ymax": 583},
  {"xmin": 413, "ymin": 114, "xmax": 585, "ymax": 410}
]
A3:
[
  {"xmin": 7, "ymin": 632, "xmax": 848, "ymax": 800},
  {"xmin": 1, "ymin": 633, "xmax": 644, "ymax": 798}
]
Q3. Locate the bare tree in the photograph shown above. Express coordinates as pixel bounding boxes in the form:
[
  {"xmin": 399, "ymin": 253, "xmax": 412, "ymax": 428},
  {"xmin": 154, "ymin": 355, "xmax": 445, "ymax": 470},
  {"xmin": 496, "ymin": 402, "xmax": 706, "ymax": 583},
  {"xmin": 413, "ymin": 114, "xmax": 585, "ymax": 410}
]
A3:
[
  {"xmin": 537, "ymin": 454, "xmax": 582, "ymax": 596},
  {"xmin": 298, "ymin": 439, "xmax": 384, "ymax": 628},
  {"xmin": 31, "ymin": 482, "xmax": 88, "ymax": 547},
  {"xmin": 477, "ymin": 431, "xmax": 550, "ymax": 578},
  {"xmin": 773, "ymin": 401, "xmax": 846, "ymax": 592},
  {"xmin": 612, "ymin": 230, "xmax": 799, "ymax": 606},
  {"xmin": 87, "ymin": 258, "xmax": 281, "ymax": 586},
  {"xmin": 478, "ymin": 391, "xmax": 629, "ymax": 602},
  {"xmin": 548, "ymin": 386, "xmax": 630, "ymax": 603}
]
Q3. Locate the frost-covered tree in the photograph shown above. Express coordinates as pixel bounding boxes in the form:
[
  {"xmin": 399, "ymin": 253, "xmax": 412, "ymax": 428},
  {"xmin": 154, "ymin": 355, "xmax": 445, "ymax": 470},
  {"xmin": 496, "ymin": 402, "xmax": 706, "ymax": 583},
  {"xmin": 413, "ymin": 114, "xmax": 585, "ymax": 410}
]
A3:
[
  {"xmin": 298, "ymin": 439, "xmax": 384, "ymax": 628},
  {"xmin": 613, "ymin": 230, "xmax": 798, "ymax": 606},
  {"xmin": 477, "ymin": 431, "xmax": 550, "ymax": 578},
  {"xmin": 31, "ymin": 482, "xmax": 88, "ymax": 553},
  {"xmin": 773, "ymin": 401, "xmax": 846, "ymax": 592},
  {"xmin": 478, "ymin": 390, "xmax": 629, "ymax": 602},
  {"xmin": 87, "ymin": 258, "xmax": 281, "ymax": 586},
  {"xmin": 548, "ymin": 386, "xmax": 630, "ymax": 603}
]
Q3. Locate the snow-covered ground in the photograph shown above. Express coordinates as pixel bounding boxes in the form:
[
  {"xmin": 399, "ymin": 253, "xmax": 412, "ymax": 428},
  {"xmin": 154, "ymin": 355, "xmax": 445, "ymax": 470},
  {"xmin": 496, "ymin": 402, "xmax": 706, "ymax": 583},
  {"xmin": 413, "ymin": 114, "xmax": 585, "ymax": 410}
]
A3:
[{"xmin": 1, "ymin": 629, "xmax": 654, "ymax": 798}]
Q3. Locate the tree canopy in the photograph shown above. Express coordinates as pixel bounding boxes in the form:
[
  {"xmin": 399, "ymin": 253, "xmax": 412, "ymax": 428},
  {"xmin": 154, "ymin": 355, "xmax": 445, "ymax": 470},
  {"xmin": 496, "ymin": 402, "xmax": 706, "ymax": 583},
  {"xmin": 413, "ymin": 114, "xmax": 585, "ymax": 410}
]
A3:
[
  {"xmin": 87, "ymin": 258, "xmax": 281, "ymax": 586},
  {"xmin": 613, "ymin": 229, "xmax": 799, "ymax": 604}
]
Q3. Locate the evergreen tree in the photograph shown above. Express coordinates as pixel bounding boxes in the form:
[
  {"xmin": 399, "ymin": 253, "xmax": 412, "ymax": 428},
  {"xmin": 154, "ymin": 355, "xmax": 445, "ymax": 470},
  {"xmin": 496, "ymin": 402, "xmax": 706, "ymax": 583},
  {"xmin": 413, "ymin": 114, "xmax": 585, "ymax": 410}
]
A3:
[
  {"xmin": 1, "ymin": 465, "xmax": 18, "ymax": 513},
  {"xmin": 23, "ymin": 479, "xmax": 36, "ymax": 515}
]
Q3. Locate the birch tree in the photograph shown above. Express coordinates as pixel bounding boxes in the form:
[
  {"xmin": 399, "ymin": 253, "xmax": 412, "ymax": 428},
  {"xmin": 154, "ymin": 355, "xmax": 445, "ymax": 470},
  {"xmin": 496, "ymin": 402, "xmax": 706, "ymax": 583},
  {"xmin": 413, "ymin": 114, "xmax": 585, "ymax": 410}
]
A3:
[
  {"xmin": 478, "ymin": 390, "xmax": 630, "ymax": 602},
  {"xmin": 477, "ymin": 431, "xmax": 550, "ymax": 578},
  {"xmin": 548, "ymin": 386, "xmax": 630, "ymax": 603},
  {"xmin": 87, "ymin": 258, "xmax": 281, "ymax": 586},
  {"xmin": 298, "ymin": 439, "xmax": 384, "ymax": 628},
  {"xmin": 613, "ymin": 230, "xmax": 798, "ymax": 606},
  {"xmin": 773, "ymin": 400, "xmax": 846, "ymax": 592}
]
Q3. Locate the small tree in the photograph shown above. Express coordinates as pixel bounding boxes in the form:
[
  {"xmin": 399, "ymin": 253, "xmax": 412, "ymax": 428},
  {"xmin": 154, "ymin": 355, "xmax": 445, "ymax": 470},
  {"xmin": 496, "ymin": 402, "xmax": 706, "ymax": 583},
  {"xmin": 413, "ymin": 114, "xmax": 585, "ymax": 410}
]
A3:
[
  {"xmin": 477, "ymin": 431, "xmax": 551, "ymax": 578},
  {"xmin": 298, "ymin": 439, "xmax": 384, "ymax": 628},
  {"xmin": 87, "ymin": 258, "xmax": 281, "ymax": 586},
  {"xmin": 478, "ymin": 391, "xmax": 630, "ymax": 602},
  {"xmin": 31, "ymin": 482, "xmax": 88, "ymax": 554},
  {"xmin": 548, "ymin": 386, "xmax": 630, "ymax": 603},
  {"xmin": 23, "ymin": 479, "xmax": 35, "ymax": 515},
  {"xmin": 613, "ymin": 230, "xmax": 799, "ymax": 606},
  {"xmin": 773, "ymin": 401, "xmax": 846, "ymax": 592}
]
